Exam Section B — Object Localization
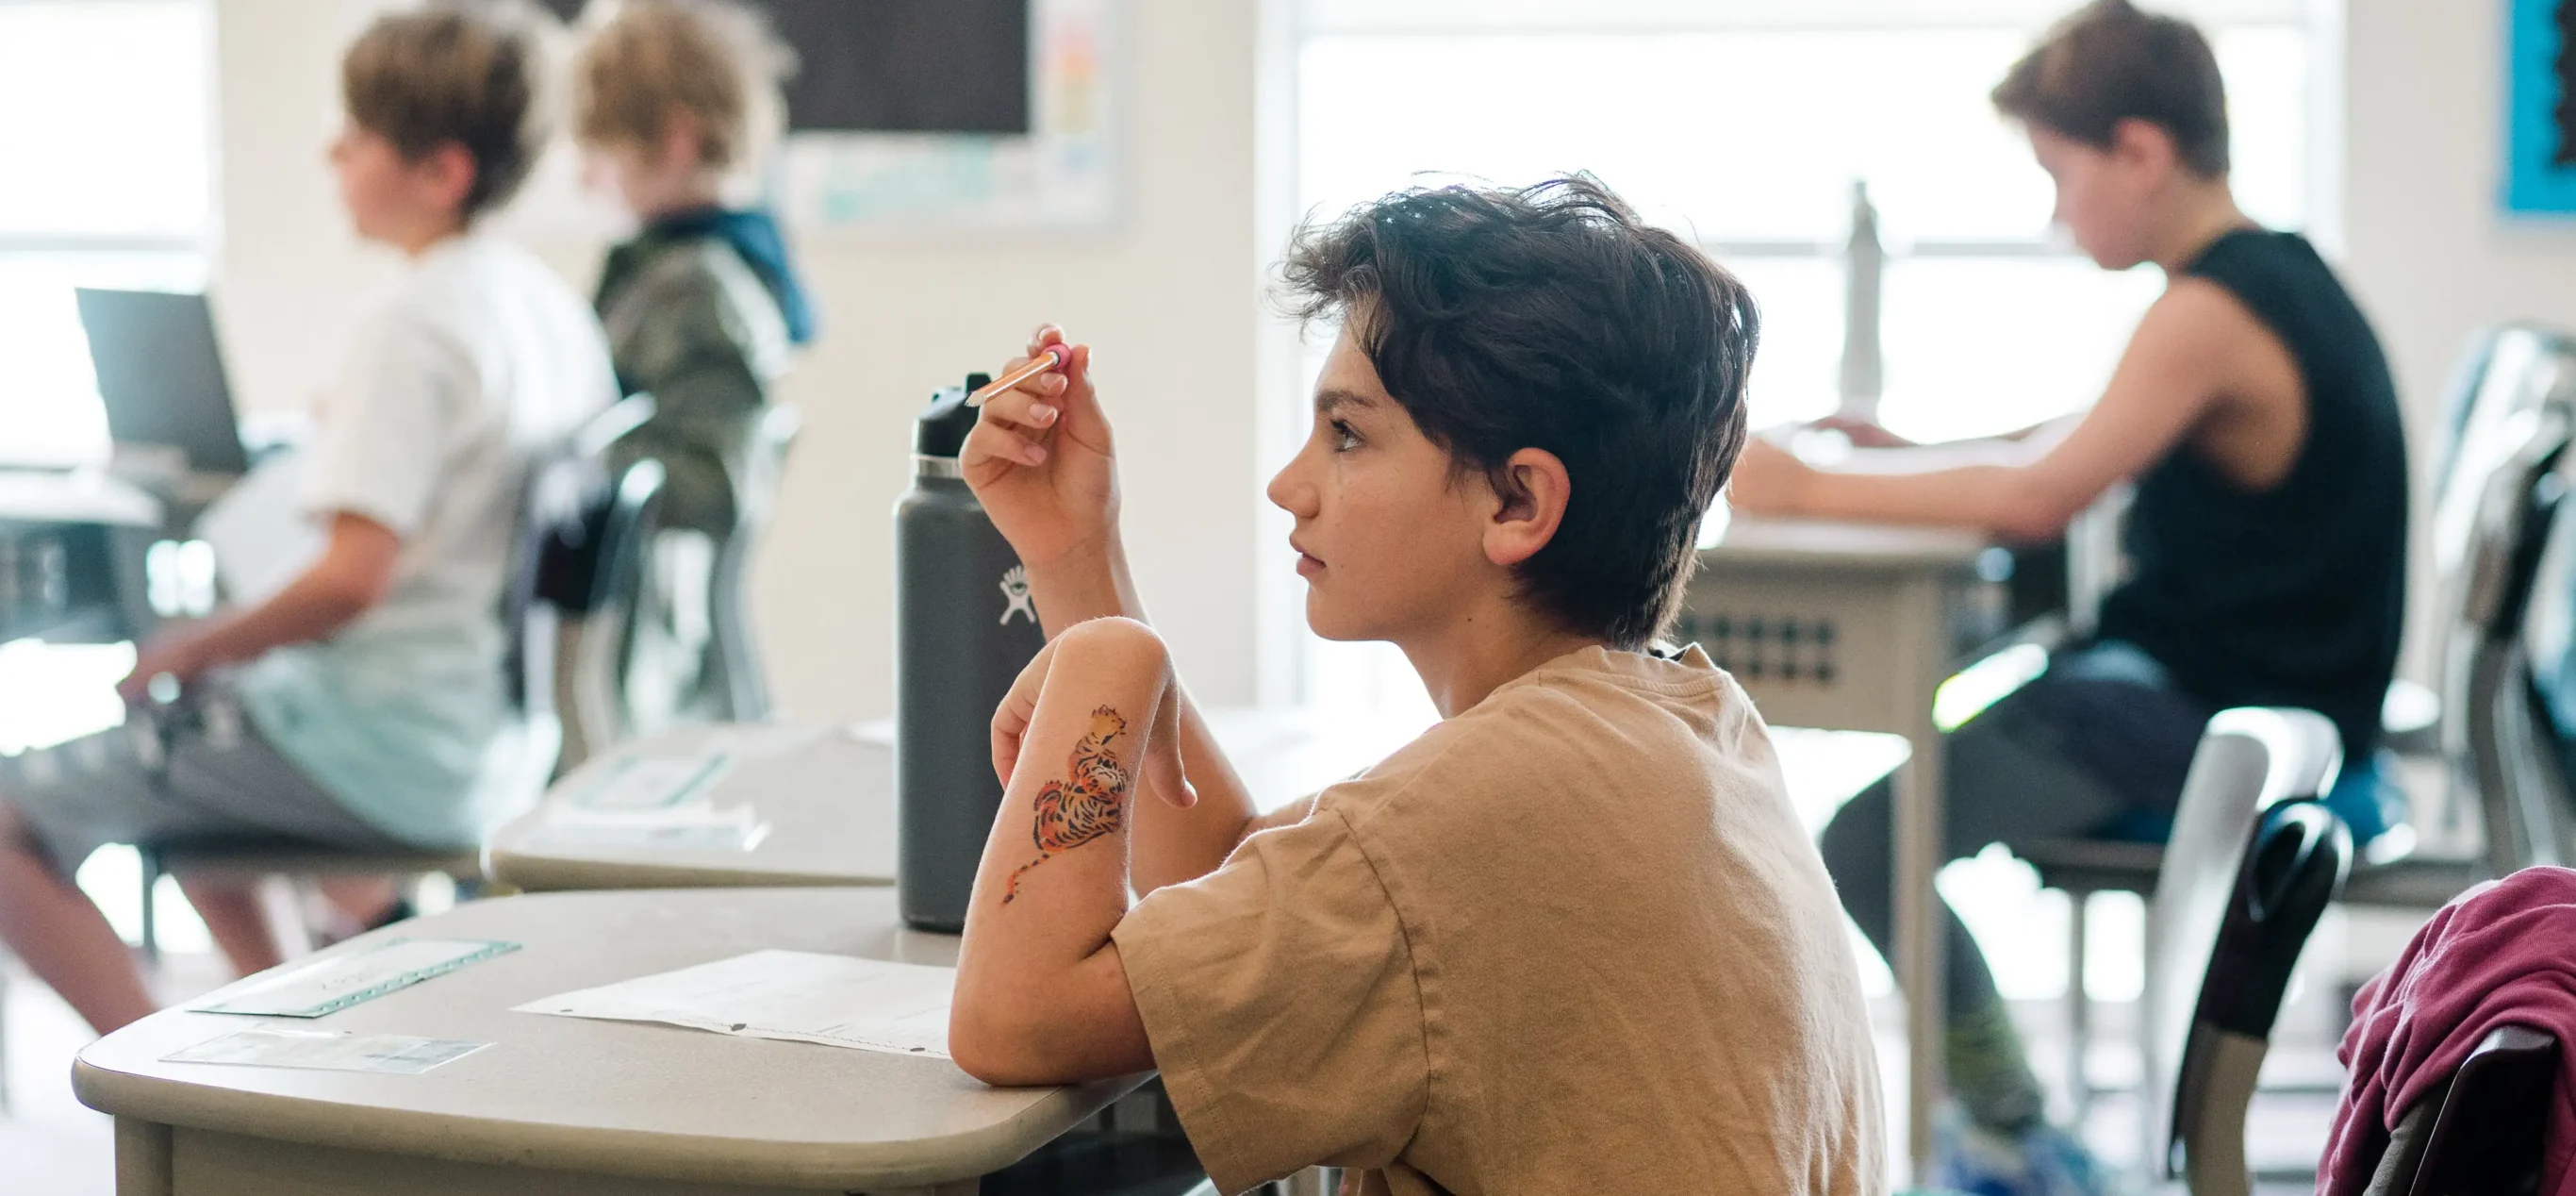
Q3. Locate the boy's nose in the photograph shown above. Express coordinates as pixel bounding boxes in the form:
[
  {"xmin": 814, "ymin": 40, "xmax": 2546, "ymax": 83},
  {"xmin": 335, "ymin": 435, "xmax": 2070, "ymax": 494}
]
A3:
[{"xmin": 1264, "ymin": 462, "xmax": 1312, "ymax": 517}]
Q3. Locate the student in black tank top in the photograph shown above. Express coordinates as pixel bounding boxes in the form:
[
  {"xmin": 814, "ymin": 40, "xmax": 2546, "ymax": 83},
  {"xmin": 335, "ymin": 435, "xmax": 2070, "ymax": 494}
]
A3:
[{"xmin": 1727, "ymin": 3, "xmax": 2406, "ymax": 1192}]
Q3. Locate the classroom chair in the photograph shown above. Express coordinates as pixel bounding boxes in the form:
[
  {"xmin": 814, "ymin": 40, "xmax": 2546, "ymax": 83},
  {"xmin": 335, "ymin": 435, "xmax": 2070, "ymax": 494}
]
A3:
[
  {"xmin": 2135, "ymin": 711, "xmax": 2352, "ymax": 1194},
  {"xmin": 706, "ymin": 402, "xmax": 800, "ymax": 723},
  {"xmin": 2345, "ymin": 324, "xmax": 2576, "ymax": 902},
  {"xmin": 132, "ymin": 401, "xmax": 667, "ymax": 960},
  {"xmin": 2371, "ymin": 320, "xmax": 2550, "ymax": 759},
  {"xmin": 2357, "ymin": 1024, "xmax": 2558, "ymax": 1196},
  {"xmin": 556, "ymin": 400, "xmax": 796, "ymax": 762},
  {"xmin": 2020, "ymin": 706, "xmax": 2347, "ymax": 1118},
  {"xmin": 2023, "ymin": 326, "xmax": 2576, "ymax": 1111}
]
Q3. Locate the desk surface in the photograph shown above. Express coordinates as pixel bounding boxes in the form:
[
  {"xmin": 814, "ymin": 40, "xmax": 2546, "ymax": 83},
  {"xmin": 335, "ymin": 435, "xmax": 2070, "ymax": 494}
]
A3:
[
  {"xmin": 75, "ymin": 887, "xmax": 1137, "ymax": 1190},
  {"xmin": 487, "ymin": 712, "xmax": 1907, "ymax": 892},
  {"xmin": 1704, "ymin": 515, "xmax": 1990, "ymax": 570},
  {"xmin": 487, "ymin": 723, "xmax": 896, "ymax": 890},
  {"xmin": 0, "ymin": 468, "xmax": 162, "ymax": 526}
]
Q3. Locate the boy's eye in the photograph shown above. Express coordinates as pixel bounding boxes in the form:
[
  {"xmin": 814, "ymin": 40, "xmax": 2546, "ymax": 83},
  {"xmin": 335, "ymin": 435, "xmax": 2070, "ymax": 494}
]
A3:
[{"xmin": 1329, "ymin": 419, "xmax": 1362, "ymax": 452}]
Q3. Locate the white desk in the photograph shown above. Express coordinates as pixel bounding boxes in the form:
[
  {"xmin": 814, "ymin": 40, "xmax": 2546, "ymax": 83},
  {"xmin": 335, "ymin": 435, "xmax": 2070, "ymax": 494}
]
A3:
[
  {"xmin": 1687, "ymin": 515, "xmax": 1995, "ymax": 1177},
  {"xmin": 76, "ymin": 887, "xmax": 1137, "ymax": 1195},
  {"xmin": 0, "ymin": 468, "xmax": 164, "ymax": 644},
  {"xmin": 487, "ymin": 722, "xmax": 898, "ymax": 891}
]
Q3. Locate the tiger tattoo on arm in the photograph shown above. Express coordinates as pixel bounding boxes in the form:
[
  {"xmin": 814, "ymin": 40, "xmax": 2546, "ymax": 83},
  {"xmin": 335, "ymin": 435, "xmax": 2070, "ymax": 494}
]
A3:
[{"xmin": 1002, "ymin": 706, "xmax": 1133, "ymax": 904}]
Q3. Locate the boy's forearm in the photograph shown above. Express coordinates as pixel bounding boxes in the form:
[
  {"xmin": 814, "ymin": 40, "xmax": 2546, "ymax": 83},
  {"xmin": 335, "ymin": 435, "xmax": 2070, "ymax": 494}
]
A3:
[
  {"xmin": 1025, "ymin": 539, "xmax": 1145, "ymax": 634},
  {"xmin": 186, "ymin": 573, "xmax": 373, "ymax": 669},
  {"xmin": 951, "ymin": 623, "xmax": 1165, "ymax": 1081},
  {"xmin": 1025, "ymin": 542, "xmax": 1261, "ymax": 891},
  {"xmin": 1131, "ymin": 699, "xmax": 1259, "ymax": 895},
  {"xmin": 1802, "ymin": 463, "xmax": 2062, "ymax": 541}
]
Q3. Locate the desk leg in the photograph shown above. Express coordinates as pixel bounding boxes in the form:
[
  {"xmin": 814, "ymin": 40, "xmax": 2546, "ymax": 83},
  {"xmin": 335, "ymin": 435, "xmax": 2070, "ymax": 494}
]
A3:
[
  {"xmin": 1893, "ymin": 576, "xmax": 1949, "ymax": 1182},
  {"xmin": 114, "ymin": 1118, "xmax": 173, "ymax": 1196}
]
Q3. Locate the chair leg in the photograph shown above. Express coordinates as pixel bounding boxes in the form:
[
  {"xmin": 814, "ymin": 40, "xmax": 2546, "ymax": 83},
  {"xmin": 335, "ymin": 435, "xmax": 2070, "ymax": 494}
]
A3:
[
  {"xmin": 138, "ymin": 848, "xmax": 163, "ymax": 966},
  {"xmin": 2066, "ymin": 889, "xmax": 2091, "ymax": 1122}
]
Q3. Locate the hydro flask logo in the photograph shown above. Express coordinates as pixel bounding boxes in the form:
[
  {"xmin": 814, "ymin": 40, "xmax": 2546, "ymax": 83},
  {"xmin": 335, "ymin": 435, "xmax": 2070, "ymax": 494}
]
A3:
[{"xmin": 999, "ymin": 565, "xmax": 1038, "ymax": 626}]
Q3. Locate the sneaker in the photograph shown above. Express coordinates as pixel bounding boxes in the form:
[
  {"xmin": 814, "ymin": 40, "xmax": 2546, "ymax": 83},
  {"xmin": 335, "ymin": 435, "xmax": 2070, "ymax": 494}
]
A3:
[{"xmin": 1927, "ymin": 1108, "xmax": 2118, "ymax": 1196}]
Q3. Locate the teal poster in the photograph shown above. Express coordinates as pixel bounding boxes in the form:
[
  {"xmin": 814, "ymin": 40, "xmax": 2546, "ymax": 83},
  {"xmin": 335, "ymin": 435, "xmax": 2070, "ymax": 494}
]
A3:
[{"xmin": 2509, "ymin": 0, "xmax": 2576, "ymax": 212}]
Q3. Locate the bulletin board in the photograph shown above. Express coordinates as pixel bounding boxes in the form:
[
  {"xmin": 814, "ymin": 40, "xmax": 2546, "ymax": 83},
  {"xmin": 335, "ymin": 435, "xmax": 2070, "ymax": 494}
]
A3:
[
  {"xmin": 536, "ymin": 0, "xmax": 1034, "ymax": 135},
  {"xmin": 2506, "ymin": 0, "xmax": 2576, "ymax": 214},
  {"xmin": 776, "ymin": 0, "xmax": 1117, "ymax": 231}
]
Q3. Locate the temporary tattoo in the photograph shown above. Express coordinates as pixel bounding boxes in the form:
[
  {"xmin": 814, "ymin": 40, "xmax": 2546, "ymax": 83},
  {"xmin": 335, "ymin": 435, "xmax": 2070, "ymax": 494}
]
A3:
[{"xmin": 1003, "ymin": 706, "xmax": 1133, "ymax": 903}]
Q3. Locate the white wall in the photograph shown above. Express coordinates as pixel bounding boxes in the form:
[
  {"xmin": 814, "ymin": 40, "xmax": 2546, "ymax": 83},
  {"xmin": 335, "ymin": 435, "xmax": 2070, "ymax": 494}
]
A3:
[
  {"xmin": 2340, "ymin": 0, "xmax": 2576, "ymax": 677},
  {"xmin": 2342, "ymin": 0, "xmax": 2576, "ymax": 415},
  {"xmin": 212, "ymin": 0, "xmax": 1266, "ymax": 723}
]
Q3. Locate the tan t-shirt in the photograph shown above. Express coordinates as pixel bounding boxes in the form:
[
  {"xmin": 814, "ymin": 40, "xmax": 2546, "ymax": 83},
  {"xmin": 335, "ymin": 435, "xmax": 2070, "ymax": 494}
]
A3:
[{"xmin": 1115, "ymin": 645, "xmax": 1884, "ymax": 1196}]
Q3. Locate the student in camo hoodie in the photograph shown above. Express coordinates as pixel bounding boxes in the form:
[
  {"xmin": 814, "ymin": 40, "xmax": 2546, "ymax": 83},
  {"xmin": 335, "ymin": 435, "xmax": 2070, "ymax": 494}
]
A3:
[{"xmin": 568, "ymin": 0, "xmax": 817, "ymax": 720}]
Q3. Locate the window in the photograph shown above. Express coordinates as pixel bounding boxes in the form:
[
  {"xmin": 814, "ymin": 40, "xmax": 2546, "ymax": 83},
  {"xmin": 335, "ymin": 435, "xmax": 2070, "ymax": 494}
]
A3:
[
  {"xmin": 0, "ymin": 0, "xmax": 216, "ymax": 469},
  {"xmin": 1275, "ymin": 0, "xmax": 2326, "ymax": 717}
]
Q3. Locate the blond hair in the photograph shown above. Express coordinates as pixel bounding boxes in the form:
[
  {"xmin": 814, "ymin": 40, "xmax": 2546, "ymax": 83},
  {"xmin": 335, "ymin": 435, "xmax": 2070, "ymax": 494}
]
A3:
[
  {"xmin": 571, "ymin": 0, "xmax": 794, "ymax": 174},
  {"xmin": 343, "ymin": 0, "xmax": 555, "ymax": 218}
]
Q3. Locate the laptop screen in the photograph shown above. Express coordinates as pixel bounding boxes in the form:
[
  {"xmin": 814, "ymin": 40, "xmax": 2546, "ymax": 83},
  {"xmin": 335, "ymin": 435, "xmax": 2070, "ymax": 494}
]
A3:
[{"xmin": 75, "ymin": 288, "xmax": 250, "ymax": 476}]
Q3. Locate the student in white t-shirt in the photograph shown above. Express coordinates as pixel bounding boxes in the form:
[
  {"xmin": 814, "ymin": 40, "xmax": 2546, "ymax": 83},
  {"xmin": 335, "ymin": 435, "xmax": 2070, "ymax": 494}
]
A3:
[{"xmin": 0, "ymin": 3, "xmax": 614, "ymax": 1035}]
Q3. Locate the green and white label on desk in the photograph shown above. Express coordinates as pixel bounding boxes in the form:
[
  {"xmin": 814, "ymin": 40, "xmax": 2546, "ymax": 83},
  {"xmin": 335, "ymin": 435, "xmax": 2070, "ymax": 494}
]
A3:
[
  {"xmin": 574, "ymin": 751, "xmax": 734, "ymax": 811},
  {"xmin": 166, "ymin": 1027, "xmax": 488, "ymax": 1075},
  {"xmin": 193, "ymin": 939, "xmax": 520, "ymax": 1019}
]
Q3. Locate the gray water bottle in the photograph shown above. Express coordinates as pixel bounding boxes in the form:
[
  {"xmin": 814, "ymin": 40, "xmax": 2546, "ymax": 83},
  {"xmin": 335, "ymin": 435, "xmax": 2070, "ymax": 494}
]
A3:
[{"xmin": 895, "ymin": 374, "xmax": 1049, "ymax": 931}]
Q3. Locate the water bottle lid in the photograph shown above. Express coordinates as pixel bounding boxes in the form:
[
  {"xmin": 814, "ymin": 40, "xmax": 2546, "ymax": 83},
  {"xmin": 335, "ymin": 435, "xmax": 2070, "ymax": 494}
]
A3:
[{"xmin": 915, "ymin": 372, "xmax": 991, "ymax": 458}]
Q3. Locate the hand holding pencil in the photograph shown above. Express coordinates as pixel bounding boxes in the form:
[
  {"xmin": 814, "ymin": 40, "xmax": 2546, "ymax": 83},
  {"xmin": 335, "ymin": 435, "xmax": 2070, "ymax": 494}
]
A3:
[{"xmin": 959, "ymin": 324, "xmax": 1125, "ymax": 579}]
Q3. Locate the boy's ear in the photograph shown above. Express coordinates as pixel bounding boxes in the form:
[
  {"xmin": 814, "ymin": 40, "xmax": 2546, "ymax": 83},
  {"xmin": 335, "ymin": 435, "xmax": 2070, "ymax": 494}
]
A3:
[
  {"xmin": 661, "ymin": 107, "xmax": 705, "ymax": 171},
  {"xmin": 2107, "ymin": 117, "xmax": 2175, "ymax": 175},
  {"xmin": 417, "ymin": 141, "xmax": 480, "ymax": 215},
  {"xmin": 1482, "ymin": 447, "xmax": 1571, "ymax": 569}
]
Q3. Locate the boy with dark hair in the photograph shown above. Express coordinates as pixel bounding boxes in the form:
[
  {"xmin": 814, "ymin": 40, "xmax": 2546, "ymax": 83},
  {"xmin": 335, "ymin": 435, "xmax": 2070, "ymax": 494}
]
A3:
[
  {"xmin": 1733, "ymin": 2, "xmax": 2406, "ymax": 1191},
  {"xmin": 948, "ymin": 177, "xmax": 1884, "ymax": 1195},
  {"xmin": 0, "ymin": 0, "xmax": 615, "ymax": 1034}
]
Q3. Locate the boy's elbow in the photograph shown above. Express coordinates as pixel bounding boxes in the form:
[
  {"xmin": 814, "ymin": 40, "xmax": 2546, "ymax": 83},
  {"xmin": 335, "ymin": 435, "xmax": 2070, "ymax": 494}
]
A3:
[
  {"xmin": 1988, "ymin": 478, "xmax": 2088, "ymax": 543},
  {"xmin": 314, "ymin": 572, "xmax": 391, "ymax": 623},
  {"xmin": 949, "ymin": 998, "xmax": 1071, "ymax": 1088},
  {"xmin": 1056, "ymin": 615, "xmax": 1166, "ymax": 660}
]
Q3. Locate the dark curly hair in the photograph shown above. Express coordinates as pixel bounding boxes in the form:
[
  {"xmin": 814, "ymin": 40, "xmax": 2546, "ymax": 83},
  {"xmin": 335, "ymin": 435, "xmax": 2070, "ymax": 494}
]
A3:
[{"xmin": 1279, "ymin": 175, "xmax": 1759, "ymax": 650}]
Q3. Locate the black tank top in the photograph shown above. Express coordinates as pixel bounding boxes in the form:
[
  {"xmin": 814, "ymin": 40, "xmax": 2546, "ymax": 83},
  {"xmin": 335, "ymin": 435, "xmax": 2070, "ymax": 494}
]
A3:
[{"xmin": 2093, "ymin": 229, "xmax": 2408, "ymax": 757}]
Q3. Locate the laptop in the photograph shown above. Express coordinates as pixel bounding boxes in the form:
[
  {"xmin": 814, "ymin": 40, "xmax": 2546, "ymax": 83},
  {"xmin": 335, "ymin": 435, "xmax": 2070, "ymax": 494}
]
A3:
[{"xmin": 76, "ymin": 289, "xmax": 252, "ymax": 478}]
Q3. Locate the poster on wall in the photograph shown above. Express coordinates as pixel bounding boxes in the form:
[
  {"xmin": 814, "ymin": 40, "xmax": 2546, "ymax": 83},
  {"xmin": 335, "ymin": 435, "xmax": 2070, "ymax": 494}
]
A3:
[
  {"xmin": 775, "ymin": 0, "xmax": 1115, "ymax": 232},
  {"xmin": 2507, "ymin": 0, "xmax": 2576, "ymax": 213}
]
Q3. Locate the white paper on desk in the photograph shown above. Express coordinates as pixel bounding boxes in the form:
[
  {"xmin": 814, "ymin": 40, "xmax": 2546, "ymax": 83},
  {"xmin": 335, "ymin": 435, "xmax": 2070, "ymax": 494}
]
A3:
[
  {"xmin": 166, "ymin": 1027, "xmax": 487, "ymax": 1074},
  {"xmin": 537, "ymin": 756, "xmax": 767, "ymax": 851},
  {"xmin": 194, "ymin": 452, "xmax": 322, "ymax": 607},
  {"xmin": 194, "ymin": 939, "xmax": 520, "ymax": 1018},
  {"xmin": 521, "ymin": 811, "xmax": 771, "ymax": 853},
  {"xmin": 515, "ymin": 950, "xmax": 954, "ymax": 1059}
]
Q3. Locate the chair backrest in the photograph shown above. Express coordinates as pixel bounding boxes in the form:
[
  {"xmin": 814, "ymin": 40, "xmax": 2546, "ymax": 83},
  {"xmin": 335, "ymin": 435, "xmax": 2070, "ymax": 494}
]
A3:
[
  {"xmin": 500, "ymin": 396, "xmax": 665, "ymax": 770},
  {"xmin": 2138, "ymin": 707, "xmax": 2349, "ymax": 1194},
  {"xmin": 2433, "ymin": 324, "xmax": 2519, "ymax": 499},
  {"xmin": 708, "ymin": 403, "xmax": 801, "ymax": 722},
  {"xmin": 2429, "ymin": 329, "xmax": 2576, "ymax": 874},
  {"xmin": 557, "ymin": 457, "xmax": 667, "ymax": 769},
  {"xmin": 2363, "ymin": 1024, "xmax": 2560, "ymax": 1196},
  {"xmin": 733, "ymin": 402, "xmax": 802, "ymax": 536}
]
